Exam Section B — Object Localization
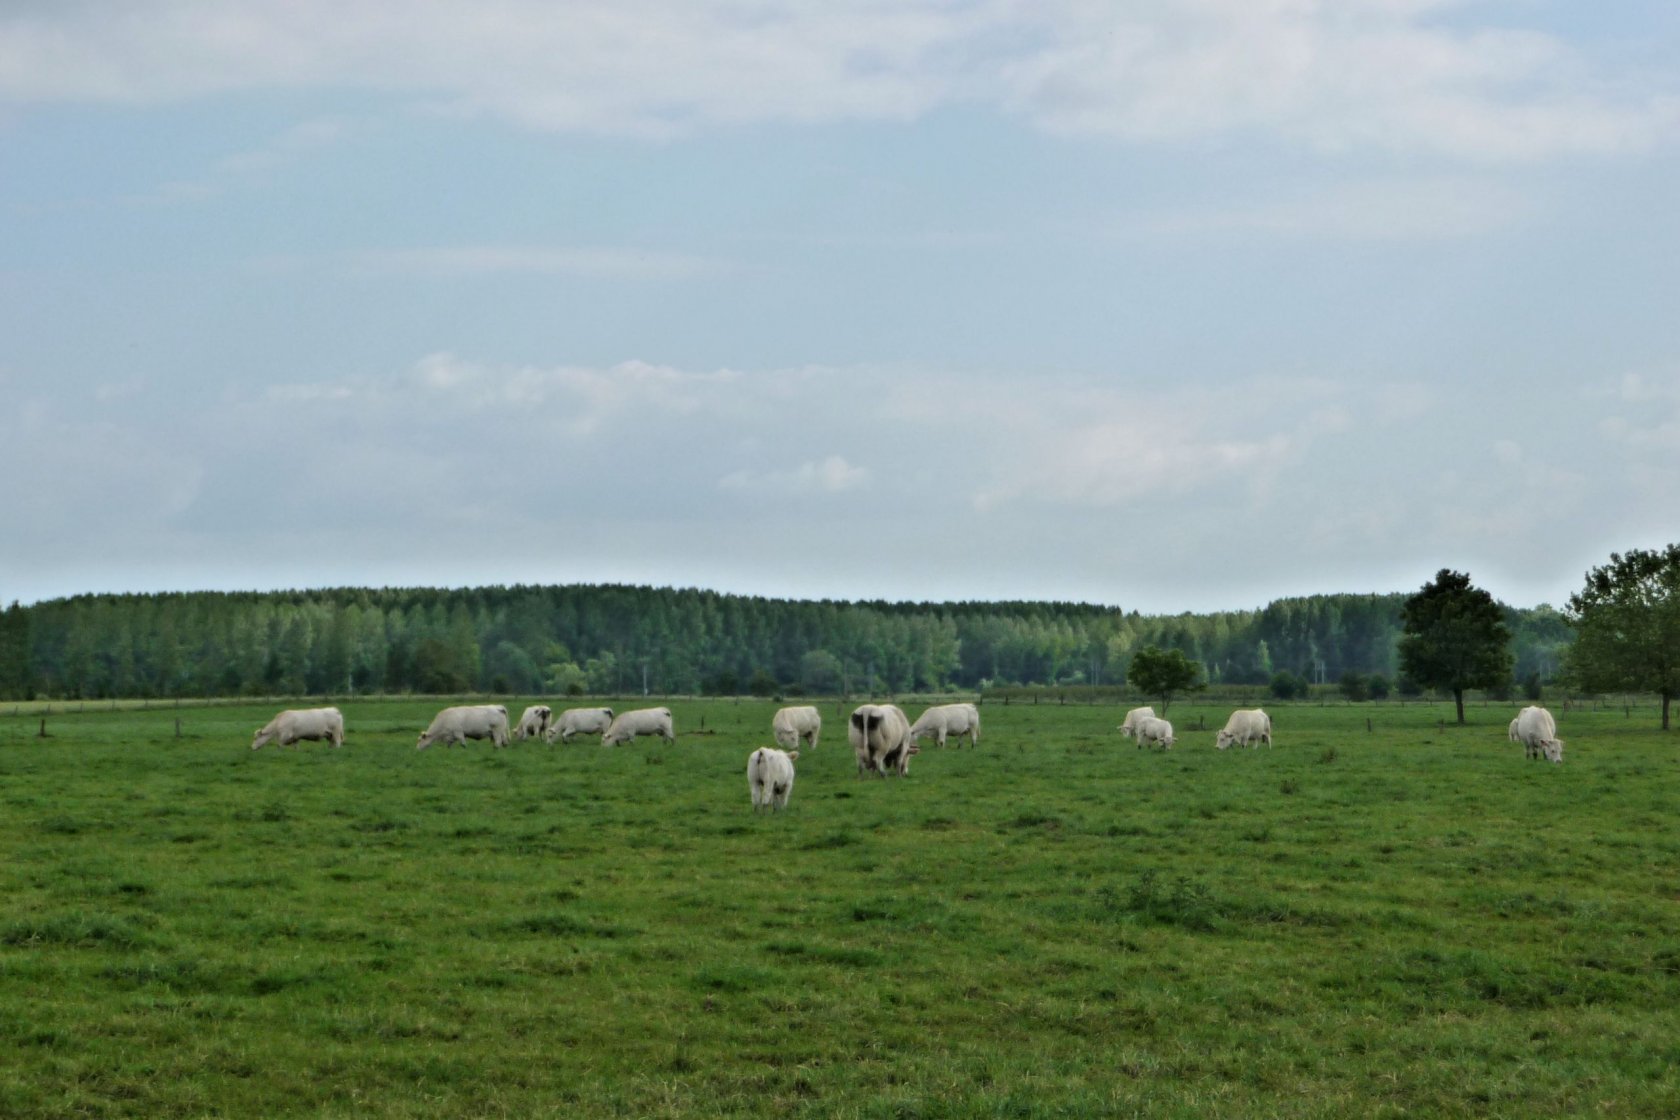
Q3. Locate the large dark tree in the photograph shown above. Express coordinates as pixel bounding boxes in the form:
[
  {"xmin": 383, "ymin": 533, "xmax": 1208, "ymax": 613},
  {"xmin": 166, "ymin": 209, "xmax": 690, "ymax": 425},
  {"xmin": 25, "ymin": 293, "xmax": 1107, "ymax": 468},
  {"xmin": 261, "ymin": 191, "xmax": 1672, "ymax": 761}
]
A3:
[
  {"xmin": 1398, "ymin": 569, "xmax": 1513, "ymax": 724},
  {"xmin": 1125, "ymin": 645, "xmax": 1204, "ymax": 716},
  {"xmin": 1565, "ymin": 545, "xmax": 1680, "ymax": 730}
]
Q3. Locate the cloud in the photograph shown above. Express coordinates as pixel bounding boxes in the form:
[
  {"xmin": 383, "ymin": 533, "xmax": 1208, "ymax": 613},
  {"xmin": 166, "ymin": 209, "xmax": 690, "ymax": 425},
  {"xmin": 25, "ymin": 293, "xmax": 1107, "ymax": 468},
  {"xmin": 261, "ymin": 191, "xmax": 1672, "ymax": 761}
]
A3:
[
  {"xmin": 262, "ymin": 353, "xmax": 751, "ymax": 437},
  {"xmin": 961, "ymin": 378, "xmax": 1346, "ymax": 513},
  {"xmin": 720, "ymin": 455, "xmax": 870, "ymax": 495},
  {"xmin": 1, "ymin": 1, "xmax": 1672, "ymax": 160},
  {"xmin": 998, "ymin": 1, "xmax": 1678, "ymax": 161},
  {"xmin": 6, "ymin": 355, "xmax": 1676, "ymax": 611},
  {"xmin": 216, "ymin": 116, "xmax": 350, "ymax": 174},
  {"xmin": 122, "ymin": 114, "xmax": 353, "ymax": 204},
  {"xmin": 346, "ymin": 245, "xmax": 726, "ymax": 282},
  {"xmin": 1126, "ymin": 176, "xmax": 1534, "ymax": 240}
]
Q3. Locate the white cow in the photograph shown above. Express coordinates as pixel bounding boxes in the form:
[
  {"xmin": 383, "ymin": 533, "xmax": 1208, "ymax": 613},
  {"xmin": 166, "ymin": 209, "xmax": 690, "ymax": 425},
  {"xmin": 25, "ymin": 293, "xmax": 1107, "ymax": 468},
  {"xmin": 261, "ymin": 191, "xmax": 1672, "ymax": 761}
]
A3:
[
  {"xmin": 771, "ymin": 705, "xmax": 822, "ymax": 751},
  {"xmin": 416, "ymin": 704, "xmax": 510, "ymax": 750},
  {"xmin": 602, "ymin": 707, "xmax": 675, "ymax": 746},
  {"xmin": 546, "ymin": 706, "xmax": 615, "ymax": 743},
  {"xmin": 1135, "ymin": 715, "xmax": 1175, "ymax": 750},
  {"xmin": 1514, "ymin": 705, "xmax": 1564, "ymax": 763},
  {"xmin": 1508, "ymin": 717, "xmax": 1521, "ymax": 742},
  {"xmin": 848, "ymin": 703, "xmax": 918, "ymax": 776},
  {"xmin": 251, "ymin": 707, "xmax": 344, "ymax": 751},
  {"xmin": 1216, "ymin": 708, "xmax": 1273, "ymax": 750},
  {"xmin": 747, "ymin": 746, "xmax": 800, "ymax": 811},
  {"xmin": 514, "ymin": 705, "xmax": 553, "ymax": 741},
  {"xmin": 1118, "ymin": 706, "xmax": 1157, "ymax": 743},
  {"xmin": 909, "ymin": 703, "xmax": 981, "ymax": 749}
]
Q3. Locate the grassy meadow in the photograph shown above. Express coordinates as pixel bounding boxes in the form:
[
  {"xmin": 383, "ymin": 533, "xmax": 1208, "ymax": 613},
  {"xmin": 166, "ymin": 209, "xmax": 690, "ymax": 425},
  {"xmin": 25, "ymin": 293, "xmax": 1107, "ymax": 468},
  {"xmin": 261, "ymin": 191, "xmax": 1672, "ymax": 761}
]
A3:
[{"xmin": 1, "ymin": 696, "xmax": 1677, "ymax": 1118}]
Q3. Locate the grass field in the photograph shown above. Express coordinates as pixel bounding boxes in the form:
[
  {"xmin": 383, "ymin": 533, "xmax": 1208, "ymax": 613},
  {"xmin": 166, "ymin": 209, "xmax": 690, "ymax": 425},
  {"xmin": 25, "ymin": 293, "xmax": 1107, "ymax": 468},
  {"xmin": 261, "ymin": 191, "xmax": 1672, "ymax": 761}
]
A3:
[{"xmin": 2, "ymin": 697, "xmax": 1677, "ymax": 1118}]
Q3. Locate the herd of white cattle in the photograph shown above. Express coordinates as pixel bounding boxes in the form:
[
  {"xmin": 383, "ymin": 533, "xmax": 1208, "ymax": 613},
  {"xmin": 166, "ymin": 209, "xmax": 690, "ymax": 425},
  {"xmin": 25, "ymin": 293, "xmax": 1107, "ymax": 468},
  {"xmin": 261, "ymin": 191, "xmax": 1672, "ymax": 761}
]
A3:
[{"xmin": 249, "ymin": 698, "xmax": 1568, "ymax": 810}]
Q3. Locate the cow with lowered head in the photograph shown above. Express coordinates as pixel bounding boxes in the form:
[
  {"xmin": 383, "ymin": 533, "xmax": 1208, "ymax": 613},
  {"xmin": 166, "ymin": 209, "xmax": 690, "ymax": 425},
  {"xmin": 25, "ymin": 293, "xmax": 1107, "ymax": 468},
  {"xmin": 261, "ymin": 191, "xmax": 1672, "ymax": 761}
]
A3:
[{"xmin": 747, "ymin": 746, "xmax": 800, "ymax": 811}]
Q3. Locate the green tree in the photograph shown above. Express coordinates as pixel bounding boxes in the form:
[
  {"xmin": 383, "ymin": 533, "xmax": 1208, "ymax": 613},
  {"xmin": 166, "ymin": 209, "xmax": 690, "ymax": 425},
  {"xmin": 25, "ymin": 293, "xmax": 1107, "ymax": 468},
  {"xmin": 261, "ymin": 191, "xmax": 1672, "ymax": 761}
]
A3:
[
  {"xmin": 413, "ymin": 637, "xmax": 474, "ymax": 694},
  {"xmin": 1270, "ymin": 671, "xmax": 1308, "ymax": 701},
  {"xmin": 799, "ymin": 649, "xmax": 844, "ymax": 694},
  {"xmin": 1564, "ymin": 545, "xmax": 1680, "ymax": 730},
  {"xmin": 1125, "ymin": 645, "xmax": 1204, "ymax": 716},
  {"xmin": 0, "ymin": 602, "xmax": 30, "ymax": 700},
  {"xmin": 1398, "ymin": 569, "xmax": 1513, "ymax": 725},
  {"xmin": 1338, "ymin": 671, "xmax": 1369, "ymax": 702}
]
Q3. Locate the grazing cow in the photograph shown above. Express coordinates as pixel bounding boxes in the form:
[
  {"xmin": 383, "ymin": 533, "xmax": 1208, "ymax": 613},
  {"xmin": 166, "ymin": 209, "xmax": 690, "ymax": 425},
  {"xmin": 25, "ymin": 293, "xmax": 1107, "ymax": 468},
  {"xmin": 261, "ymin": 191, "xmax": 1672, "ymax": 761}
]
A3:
[
  {"xmin": 909, "ymin": 703, "xmax": 981, "ymax": 749},
  {"xmin": 1514, "ymin": 705, "xmax": 1564, "ymax": 763},
  {"xmin": 546, "ymin": 706, "xmax": 615, "ymax": 743},
  {"xmin": 515, "ymin": 705, "xmax": 553, "ymax": 741},
  {"xmin": 416, "ymin": 704, "xmax": 510, "ymax": 750},
  {"xmin": 771, "ymin": 705, "xmax": 822, "ymax": 751},
  {"xmin": 1118, "ymin": 706, "xmax": 1156, "ymax": 742},
  {"xmin": 251, "ymin": 707, "xmax": 344, "ymax": 751},
  {"xmin": 1135, "ymin": 715, "xmax": 1175, "ymax": 750},
  {"xmin": 1508, "ymin": 717, "xmax": 1521, "ymax": 742},
  {"xmin": 1216, "ymin": 708, "xmax": 1273, "ymax": 750},
  {"xmin": 747, "ymin": 746, "xmax": 800, "ymax": 811},
  {"xmin": 602, "ymin": 707, "xmax": 675, "ymax": 746},
  {"xmin": 848, "ymin": 703, "xmax": 918, "ymax": 776}
]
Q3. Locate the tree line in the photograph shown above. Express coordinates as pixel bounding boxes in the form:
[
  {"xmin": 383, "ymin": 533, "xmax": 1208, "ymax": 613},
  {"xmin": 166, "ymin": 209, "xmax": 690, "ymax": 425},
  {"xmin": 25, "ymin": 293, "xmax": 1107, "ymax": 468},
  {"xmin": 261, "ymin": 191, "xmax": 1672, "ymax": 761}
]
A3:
[
  {"xmin": 0, "ymin": 582, "xmax": 1575, "ymax": 702},
  {"xmin": 1363, "ymin": 551, "xmax": 1680, "ymax": 730}
]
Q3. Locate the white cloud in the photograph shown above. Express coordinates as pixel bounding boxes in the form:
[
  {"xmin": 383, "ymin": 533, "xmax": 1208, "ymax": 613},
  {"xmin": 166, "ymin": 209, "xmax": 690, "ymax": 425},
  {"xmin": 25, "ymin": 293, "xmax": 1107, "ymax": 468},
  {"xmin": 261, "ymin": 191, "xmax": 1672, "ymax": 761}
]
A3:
[
  {"xmin": 720, "ymin": 455, "xmax": 870, "ymax": 495},
  {"xmin": 1127, "ymin": 176, "xmax": 1533, "ymax": 240},
  {"xmin": 347, "ymin": 245, "xmax": 725, "ymax": 281},
  {"xmin": 216, "ymin": 116, "xmax": 350, "ymax": 174},
  {"xmin": 999, "ymin": 1, "xmax": 1677, "ymax": 160},
  {"xmin": 123, "ymin": 115, "xmax": 353, "ymax": 204},
  {"xmin": 956, "ymin": 377, "xmax": 1345, "ymax": 513},
  {"xmin": 0, "ymin": 1, "xmax": 1671, "ymax": 160},
  {"xmin": 262, "ymin": 353, "xmax": 751, "ymax": 435},
  {"xmin": 6, "ymin": 353, "xmax": 1676, "ymax": 610}
]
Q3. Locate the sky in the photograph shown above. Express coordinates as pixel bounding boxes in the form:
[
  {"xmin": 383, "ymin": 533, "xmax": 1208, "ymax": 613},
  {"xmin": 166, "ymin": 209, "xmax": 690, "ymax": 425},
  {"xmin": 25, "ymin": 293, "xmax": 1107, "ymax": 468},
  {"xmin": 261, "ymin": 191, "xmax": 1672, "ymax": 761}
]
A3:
[{"xmin": 3, "ymin": 1, "xmax": 1678, "ymax": 614}]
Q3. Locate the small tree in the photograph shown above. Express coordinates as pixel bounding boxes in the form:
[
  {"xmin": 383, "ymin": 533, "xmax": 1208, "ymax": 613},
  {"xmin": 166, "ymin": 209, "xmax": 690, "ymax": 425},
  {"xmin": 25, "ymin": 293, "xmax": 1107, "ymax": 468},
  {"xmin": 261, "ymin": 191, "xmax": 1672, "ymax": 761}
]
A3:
[
  {"xmin": 1367, "ymin": 674, "xmax": 1391, "ymax": 700},
  {"xmin": 1565, "ymin": 545, "xmax": 1680, "ymax": 730},
  {"xmin": 1398, "ymin": 569, "xmax": 1513, "ymax": 725},
  {"xmin": 1126, "ymin": 646, "xmax": 1204, "ymax": 716},
  {"xmin": 1270, "ymin": 670, "xmax": 1308, "ymax": 700},
  {"xmin": 1338, "ymin": 671, "xmax": 1369, "ymax": 703}
]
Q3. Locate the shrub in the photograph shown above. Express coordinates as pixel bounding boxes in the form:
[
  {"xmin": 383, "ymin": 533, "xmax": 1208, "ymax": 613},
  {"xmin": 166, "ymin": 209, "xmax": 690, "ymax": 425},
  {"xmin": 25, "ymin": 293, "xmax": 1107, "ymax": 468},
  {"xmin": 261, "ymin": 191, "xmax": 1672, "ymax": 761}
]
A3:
[{"xmin": 1270, "ymin": 671, "xmax": 1309, "ymax": 700}]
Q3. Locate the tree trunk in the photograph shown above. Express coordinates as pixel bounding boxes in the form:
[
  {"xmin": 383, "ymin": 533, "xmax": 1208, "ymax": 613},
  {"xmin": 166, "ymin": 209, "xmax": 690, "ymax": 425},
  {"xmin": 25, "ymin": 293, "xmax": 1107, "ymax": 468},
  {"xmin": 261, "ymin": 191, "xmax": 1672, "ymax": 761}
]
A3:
[
  {"xmin": 1454, "ymin": 688, "xmax": 1465, "ymax": 725},
  {"xmin": 1664, "ymin": 692, "xmax": 1671, "ymax": 732}
]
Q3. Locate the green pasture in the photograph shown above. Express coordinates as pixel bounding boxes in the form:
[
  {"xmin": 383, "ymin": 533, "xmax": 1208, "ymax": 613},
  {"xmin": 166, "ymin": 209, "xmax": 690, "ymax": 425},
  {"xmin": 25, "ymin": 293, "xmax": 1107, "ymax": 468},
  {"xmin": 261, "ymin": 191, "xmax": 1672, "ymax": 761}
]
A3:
[{"xmin": 1, "ymin": 698, "xmax": 1677, "ymax": 1118}]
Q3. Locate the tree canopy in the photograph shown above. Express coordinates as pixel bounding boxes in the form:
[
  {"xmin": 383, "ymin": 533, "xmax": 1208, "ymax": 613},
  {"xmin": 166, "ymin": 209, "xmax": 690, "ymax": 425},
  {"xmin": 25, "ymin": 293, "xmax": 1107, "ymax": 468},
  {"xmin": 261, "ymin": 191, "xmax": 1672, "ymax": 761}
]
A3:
[
  {"xmin": 1565, "ymin": 545, "xmax": 1680, "ymax": 730},
  {"xmin": 1398, "ymin": 569, "xmax": 1513, "ymax": 724},
  {"xmin": 1124, "ymin": 646, "xmax": 1205, "ymax": 716},
  {"xmin": 0, "ymin": 583, "xmax": 1574, "ymax": 702}
]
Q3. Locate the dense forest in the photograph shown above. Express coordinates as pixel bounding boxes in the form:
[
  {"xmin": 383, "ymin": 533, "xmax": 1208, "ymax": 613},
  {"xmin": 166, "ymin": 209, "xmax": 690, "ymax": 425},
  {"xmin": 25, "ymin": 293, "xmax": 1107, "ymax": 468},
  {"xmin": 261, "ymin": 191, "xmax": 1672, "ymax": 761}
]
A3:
[{"xmin": 0, "ymin": 584, "xmax": 1574, "ymax": 701}]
